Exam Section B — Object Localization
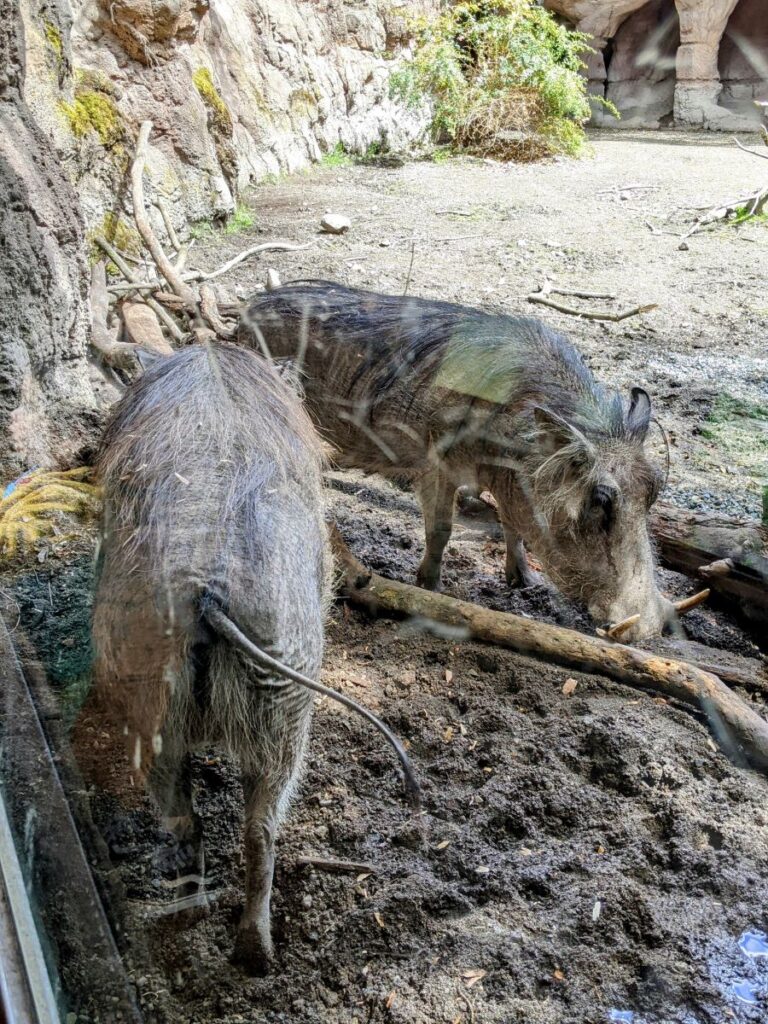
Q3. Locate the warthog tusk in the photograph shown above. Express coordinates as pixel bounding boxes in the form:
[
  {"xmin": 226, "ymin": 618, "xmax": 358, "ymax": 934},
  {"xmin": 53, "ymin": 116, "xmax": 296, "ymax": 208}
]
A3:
[
  {"xmin": 596, "ymin": 613, "xmax": 641, "ymax": 641},
  {"xmin": 674, "ymin": 588, "xmax": 711, "ymax": 614}
]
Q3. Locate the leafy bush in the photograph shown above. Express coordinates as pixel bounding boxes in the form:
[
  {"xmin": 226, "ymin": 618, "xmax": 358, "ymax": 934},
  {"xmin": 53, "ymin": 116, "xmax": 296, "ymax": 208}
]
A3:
[{"xmin": 390, "ymin": 0, "xmax": 615, "ymax": 160}]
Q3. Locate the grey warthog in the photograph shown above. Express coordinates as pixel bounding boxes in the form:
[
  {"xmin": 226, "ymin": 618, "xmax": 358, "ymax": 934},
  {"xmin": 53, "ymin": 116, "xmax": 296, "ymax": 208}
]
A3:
[
  {"xmin": 89, "ymin": 343, "xmax": 331, "ymax": 973},
  {"xmin": 88, "ymin": 342, "xmax": 418, "ymax": 970},
  {"xmin": 240, "ymin": 281, "xmax": 676, "ymax": 640}
]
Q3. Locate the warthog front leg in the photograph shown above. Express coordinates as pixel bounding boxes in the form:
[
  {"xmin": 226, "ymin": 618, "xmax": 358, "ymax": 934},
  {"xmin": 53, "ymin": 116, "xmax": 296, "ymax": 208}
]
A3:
[
  {"xmin": 502, "ymin": 525, "xmax": 539, "ymax": 589},
  {"xmin": 415, "ymin": 467, "xmax": 457, "ymax": 590}
]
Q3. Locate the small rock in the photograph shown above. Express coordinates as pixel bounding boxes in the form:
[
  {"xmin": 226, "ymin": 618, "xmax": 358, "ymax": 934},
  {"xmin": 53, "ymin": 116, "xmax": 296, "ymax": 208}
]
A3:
[
  {"xmin": 320, "ymin": 213, "xmax": 351, "ymax": 234},
  {"xmin": 302, "ymin": 894, "xmax": 313, "ymax": 909}
]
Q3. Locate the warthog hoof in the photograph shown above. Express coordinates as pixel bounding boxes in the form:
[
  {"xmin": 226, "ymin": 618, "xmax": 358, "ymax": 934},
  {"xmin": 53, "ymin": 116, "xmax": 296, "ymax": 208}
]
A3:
[
  {"xmin": 233, "ymin": 922, "xmax": 274, "ymax": 975},
  {"xmin": 415, "ymin": 564, "xmax": 442, "ymax": 591}
]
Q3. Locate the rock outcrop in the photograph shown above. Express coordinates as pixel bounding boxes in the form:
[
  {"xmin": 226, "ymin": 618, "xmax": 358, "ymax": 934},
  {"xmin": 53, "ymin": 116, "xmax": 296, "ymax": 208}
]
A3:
[
  {"xmin": 0, "ymin": 0, "xmax": 435, "ymax": 474},
  {"xmin": 544, "ymin": 0, "xmax": 766, "ymax": 130},
  {"xmin": 0, "ymin": 0, "xmax": 102, "ymax": 479},
  {"xmin": 18, "ymin": 0, "xmax": 433, "ymax": 241}
]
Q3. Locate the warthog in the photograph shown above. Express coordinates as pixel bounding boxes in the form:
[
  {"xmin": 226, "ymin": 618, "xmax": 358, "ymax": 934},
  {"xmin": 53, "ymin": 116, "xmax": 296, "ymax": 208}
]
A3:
[
  {"xmin": 89, "ymin": 343, "xmax": 418, "ymax": 973},
  {"xmin": 240, "ymin": 281, "xmax": 676, "ymax": 640}
]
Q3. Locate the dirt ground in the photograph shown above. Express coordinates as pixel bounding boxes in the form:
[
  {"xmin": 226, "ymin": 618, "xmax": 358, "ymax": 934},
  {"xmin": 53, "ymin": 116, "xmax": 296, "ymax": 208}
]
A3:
[{"xmin": 4, "ymin": 130, "xmax": 768, "ymax": 1024}]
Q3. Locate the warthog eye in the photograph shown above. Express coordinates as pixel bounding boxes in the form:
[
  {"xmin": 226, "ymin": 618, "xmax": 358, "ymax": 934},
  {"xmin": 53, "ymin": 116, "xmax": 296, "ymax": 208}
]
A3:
[{"xmin": 587, "ymin": 483, "xmax": 618, "ymax": 531}]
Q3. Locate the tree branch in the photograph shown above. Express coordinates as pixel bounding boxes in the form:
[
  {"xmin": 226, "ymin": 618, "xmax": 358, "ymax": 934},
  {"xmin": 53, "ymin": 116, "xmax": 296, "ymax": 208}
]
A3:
[{"xmin": 131, "ymin": 122, "xmax": 198, "ymax": 309}]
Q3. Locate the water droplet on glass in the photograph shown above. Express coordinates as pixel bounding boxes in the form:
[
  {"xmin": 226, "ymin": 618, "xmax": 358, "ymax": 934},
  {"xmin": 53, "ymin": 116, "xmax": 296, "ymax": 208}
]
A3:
[
  {"xmin": 739, "ymin": 931, "xmax": 768, "ymax": 958},
  {"xmin": 731, "ymin": 981, "xmax": 760, "ymax": 1004}
]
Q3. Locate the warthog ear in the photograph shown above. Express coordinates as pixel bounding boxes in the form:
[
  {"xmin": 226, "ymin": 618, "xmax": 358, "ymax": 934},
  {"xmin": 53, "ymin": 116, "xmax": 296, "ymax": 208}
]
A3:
[
  {"xmin": 533, "ymin": 406, "xmax": 595, "ymax": 464},
  {"xmin": 135, "ymin": 347, "xmax": 166, "ymax": 372},
  {"xmin": 628, "ymin": 387, "xmax": 652, "ymax": 440}
]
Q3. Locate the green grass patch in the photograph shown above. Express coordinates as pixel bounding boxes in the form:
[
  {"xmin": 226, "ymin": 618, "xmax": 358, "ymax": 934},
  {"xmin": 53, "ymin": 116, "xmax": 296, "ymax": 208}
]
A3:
[
  {"xmin": 731, "ymin": 204, "xmax": 768, "ymax": 227},
  {"xmin": 224, "ymin": 204, "xmax": 255, "ymax": 235},
  {"xmin": 320, "ymin": 142, "xmax": 352, "ymax": 168},
  {"xmin": 189, "ymin": 219, "xmax": 216, "ymax": 240},
  {"xmin": 699, "ymin": 394, "xmax": 768, "ymax": 482}
]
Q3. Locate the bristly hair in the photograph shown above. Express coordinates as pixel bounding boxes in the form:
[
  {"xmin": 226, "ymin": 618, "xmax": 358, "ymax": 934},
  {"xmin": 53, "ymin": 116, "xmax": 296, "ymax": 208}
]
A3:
[
  {"xmin": 242, "ymin": 280, "xmax": 635, "ymax": 442},
  {"xmin": 97, "ymin": 342, "xmax": 326, "ymax": 574}
]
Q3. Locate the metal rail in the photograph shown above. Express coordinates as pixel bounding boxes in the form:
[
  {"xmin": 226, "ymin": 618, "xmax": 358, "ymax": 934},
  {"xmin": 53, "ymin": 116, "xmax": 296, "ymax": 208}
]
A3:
[
  {"xmin": 0, "ymin": 789, "xmax": 60, "ymax": 1024},
  {"xmin": 0, "ymin": 614, "xmax": 143, "ymax": 1024}
]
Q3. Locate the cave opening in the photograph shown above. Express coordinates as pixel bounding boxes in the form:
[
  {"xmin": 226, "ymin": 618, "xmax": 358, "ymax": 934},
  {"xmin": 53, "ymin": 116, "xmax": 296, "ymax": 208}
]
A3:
[
  {"xmin": 718, "ymin": 0, "xmax": 768, "ymax": 120},
  {"xmin": 603, "ymin": 0, "xmax": 680, "ymax": 126}
]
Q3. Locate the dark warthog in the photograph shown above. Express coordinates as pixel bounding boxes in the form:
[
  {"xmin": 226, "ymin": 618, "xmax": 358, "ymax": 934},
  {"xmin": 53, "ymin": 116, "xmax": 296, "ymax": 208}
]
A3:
[
  {"xmin": 89, "ymin": 343, "xmax": 331, "ymax": 972},
  {"xmin": 240, "ymin": 281, "xmax": 676, "ymax": 640}
]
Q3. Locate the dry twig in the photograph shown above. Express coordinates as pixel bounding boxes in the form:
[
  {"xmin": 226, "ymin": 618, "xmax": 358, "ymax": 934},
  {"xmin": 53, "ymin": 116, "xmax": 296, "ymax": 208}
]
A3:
[
  {"xmin": 184, "ymin": 242, "xmax": 311, "ymax": 283},
  {"xmin": 527, "ymin": 284, "xmax": 657, "ymax": 322},
  {"xmin": 296, "ymin": 857, "xmax": 378, "ymax": 875},
  {"xmin": 732, "ymin": 136, "xmax": 768, "ymax": 161}
]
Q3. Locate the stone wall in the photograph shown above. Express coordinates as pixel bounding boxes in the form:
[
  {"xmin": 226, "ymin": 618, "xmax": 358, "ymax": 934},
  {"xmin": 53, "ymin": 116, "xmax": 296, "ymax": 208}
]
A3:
[
  {"xmin": 544, "ymin": 0, "xmax": 767, "ymax": 130},
  {"xmin": 20, "ymin": 0, "xmax": 434, "ymax": 240}
]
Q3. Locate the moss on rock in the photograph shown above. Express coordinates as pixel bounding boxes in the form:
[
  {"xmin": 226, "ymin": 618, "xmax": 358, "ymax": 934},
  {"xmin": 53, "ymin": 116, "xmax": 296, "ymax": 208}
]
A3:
[
  {"xmin": 60, "ymin": 90, "xmax": 123, "ymax": 147},
  {"xmin": 44, "ymin": 20, "xmax": 64, "ymax": 60},
  {"xmin": 87, "ymin": 212, "xmax": 143, "ymax": 267},
  {"xmin": 193, "ymin": 67, "xmax": 234, "ymax": 135}
]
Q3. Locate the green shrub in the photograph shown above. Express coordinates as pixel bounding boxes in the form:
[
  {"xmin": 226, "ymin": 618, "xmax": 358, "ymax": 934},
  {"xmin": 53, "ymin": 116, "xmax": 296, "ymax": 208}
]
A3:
[
  {"xmin": 320, "ymin": 142, "xmax": 352, "ymax": 168},
  {"xmin": 390, "ymin": 0, "xmax": 616, "ymax": 160},
  {"xmin": 224, "ymin": 204, "xmax": 255, "ymax": 234}
]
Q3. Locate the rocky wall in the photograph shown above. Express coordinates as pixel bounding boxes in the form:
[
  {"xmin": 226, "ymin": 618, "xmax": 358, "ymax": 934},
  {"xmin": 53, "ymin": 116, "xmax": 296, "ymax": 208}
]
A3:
[{"xmin": 20, "ymin": 0, "xmax": 434, "ymax": 241}]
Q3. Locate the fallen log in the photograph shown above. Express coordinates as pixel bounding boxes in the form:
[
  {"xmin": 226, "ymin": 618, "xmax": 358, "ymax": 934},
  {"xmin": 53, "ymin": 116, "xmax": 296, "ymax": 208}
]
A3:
[
  {"xmin": 330, "ymin": 526, "xmax": 768, "ymax": 774},
  {"xmin": 649, "ymin": 504, "xmax": 768, "ymax": 627},
  {"xmin": 89, "ymin": 262, "xmax": 143, "ymax": 371}
]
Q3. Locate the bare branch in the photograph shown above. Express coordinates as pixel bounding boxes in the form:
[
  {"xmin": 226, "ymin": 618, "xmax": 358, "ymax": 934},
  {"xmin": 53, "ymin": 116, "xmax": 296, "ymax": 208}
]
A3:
[
  {"xmin": 131, "ymin": 122, "xmax": 198, "ymax": 308},
  {"xmin": 732, "ymin": 136, "xmax": 768, "ymax": 161},
  {"xmin": 184, "ymin": 242, "xmax": 312, "ymax": 283},
  {"xmin": 95, "ymin": 236, "xmax": 185, "ymax": 342},
  {"xmin": 155, "ymin": 198, "xmax": 181, "ymax": 251},
  {"xmin": 527, "ymin": 292, "xmax": 657, "ymax": 321},
  {"xmin": 199, "ymin": 284, "xmax": 237, "ymax": 338}
]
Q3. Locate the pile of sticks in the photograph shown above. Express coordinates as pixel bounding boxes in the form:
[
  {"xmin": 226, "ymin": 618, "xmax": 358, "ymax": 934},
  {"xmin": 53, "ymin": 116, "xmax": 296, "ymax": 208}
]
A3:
[{"xmin": 90, "ymin": 121, "xmax": 310, "ymax": 370}]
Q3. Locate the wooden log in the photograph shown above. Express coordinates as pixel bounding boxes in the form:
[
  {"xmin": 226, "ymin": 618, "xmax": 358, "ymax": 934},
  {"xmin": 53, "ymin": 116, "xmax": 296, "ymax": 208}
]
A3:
[
  {"xmin": 131, "ymin": 122, "xmax": 199, "ymax": 311},
  {"xmin": 649, "ymin": 504, "xmax": 768, "ymax": 626},
  {"xmin": 330, "ymin": 526, "xmax": 768, "ymax": 774},
  {"xmin": 89, "ymin": 262, "xmax": 143, "ymax": 371},
  {"xmin": 121, "ymin": 300, "xmax": 173, "ymax": 356}
]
